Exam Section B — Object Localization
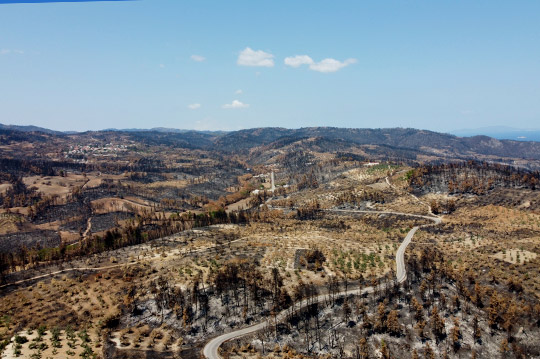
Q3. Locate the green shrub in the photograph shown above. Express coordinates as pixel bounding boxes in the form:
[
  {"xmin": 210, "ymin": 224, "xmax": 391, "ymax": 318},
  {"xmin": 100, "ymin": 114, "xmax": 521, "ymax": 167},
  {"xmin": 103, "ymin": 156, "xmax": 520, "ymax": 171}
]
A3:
[
  {"xmin": 37, "ymin": 325, "xmax": 47, "ymax": 337},
  {"xmin": 0, "ymin": 339, "xmax": 10, "ymax": 352},
  {"xmin": 78, "ymin": 330, "xmax": 90, "ymax": 343},
  {"xmin": 14, "ymin": 335, "xmax": 28, "ymax": 344},
  {"xmin": 13, "ymin": 343, "xmax": 22, "ymax": 357}
]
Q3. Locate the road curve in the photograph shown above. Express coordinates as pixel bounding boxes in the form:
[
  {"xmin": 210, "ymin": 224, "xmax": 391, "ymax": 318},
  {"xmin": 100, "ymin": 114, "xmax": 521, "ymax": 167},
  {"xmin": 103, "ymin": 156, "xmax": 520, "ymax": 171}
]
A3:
[
  {"xmin": 323, "ymin": 208, "xmax": 441, "ymax": 284},
  {"xmin": 396, "ymin": 226, "xmax": 418, "ymax": 283},
  {"xmin": 203, "ymin": 208, "xmax": 441, "ymax": 359},
  {"xmin": 204, "ymin": 285, "xmax": 375, "ymax": 359}
]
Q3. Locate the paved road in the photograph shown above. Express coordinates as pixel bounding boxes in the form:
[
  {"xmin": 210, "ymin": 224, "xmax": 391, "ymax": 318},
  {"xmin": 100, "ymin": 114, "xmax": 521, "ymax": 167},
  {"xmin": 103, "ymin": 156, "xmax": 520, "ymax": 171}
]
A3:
[
  {"xmin": 204, "ymin": 285, "xmax": 375, "ymax": 359},
  {"xmin": 203, "ymin": 208, "xmax": 441, "ymax": 359},
  {"xmin": 396, "ymin": 226, "xmax": 418, "ymax": 283}
]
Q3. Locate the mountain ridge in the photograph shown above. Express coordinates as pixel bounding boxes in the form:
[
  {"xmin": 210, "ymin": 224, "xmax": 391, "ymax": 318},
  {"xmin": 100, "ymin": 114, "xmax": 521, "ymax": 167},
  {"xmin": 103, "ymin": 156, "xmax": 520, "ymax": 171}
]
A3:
[{"xmin": 2, "ymin": 124, "xmax": 540, "ymax": 167}]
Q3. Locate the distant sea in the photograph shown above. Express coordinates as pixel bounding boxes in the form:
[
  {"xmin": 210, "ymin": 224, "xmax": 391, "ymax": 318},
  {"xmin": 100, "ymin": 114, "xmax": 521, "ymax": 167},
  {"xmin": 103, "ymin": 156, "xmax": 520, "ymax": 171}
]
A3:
[{"xmin": 450, "ymin": 128, "xmax": 540, "ymax": 142}]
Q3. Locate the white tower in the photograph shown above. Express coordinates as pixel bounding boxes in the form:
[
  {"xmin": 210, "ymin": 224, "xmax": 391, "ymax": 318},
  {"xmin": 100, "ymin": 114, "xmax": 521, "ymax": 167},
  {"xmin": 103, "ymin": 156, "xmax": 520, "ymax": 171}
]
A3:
[{"xmin": 271, "ymin": 171, "xmax": 275, "ymax": 192}]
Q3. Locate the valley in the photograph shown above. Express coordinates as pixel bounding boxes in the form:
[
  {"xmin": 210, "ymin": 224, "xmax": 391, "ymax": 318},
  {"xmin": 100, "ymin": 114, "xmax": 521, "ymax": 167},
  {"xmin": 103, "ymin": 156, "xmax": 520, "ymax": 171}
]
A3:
[{"xmin": 0, "ymin": 127, "xmax": 539, "ymax": 359}]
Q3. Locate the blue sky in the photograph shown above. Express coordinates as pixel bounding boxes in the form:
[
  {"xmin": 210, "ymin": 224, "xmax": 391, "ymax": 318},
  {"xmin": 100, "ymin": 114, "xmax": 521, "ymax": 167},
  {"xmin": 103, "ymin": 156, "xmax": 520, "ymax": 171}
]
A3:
[{"xmin": 1, "ymin": 1, "xmax": 539, "ymax": 132}]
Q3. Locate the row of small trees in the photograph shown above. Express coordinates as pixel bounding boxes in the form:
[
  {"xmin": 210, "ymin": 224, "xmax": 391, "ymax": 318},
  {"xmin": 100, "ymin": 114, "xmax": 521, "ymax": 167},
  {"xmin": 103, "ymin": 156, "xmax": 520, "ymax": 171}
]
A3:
[
  {"xmin": 0, "ymin": 209, "xmax": 251, "ymax": 281},
  {"xmin": 409, "ymin": 161, "xmax": 540, "ymax": 195}
]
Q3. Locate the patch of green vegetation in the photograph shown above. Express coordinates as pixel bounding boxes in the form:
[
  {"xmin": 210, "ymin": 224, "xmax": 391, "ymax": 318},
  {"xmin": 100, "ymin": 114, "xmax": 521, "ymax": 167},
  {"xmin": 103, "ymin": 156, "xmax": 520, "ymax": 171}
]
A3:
[
  {"xmin": 367, "ymin": 163, "xmax": 399, "ymax": 174},
  {"xmin": 0, "ymin": 315, "xmax": 11, "ymax": 329},
  {"xmin": 37, "ymin": 325, "xmax": 47, "ymax": 337},
  {"xmin": 13, "ymin": 342, "xmax": 22, "ymax": 357},
  {"xmin": 0, "ymin": 339, "xmax": 10, "ymax": 353},
  {"xmin": 405, "ymin": 169, "xmax": 414, "ymax": 181},
  {"xmin": 50, "ymin": 327, "xmax": 61, "ymax": 348},
  {"xmin": 14, "ymin": 335, "xmax": 28, "ymax": 344}
]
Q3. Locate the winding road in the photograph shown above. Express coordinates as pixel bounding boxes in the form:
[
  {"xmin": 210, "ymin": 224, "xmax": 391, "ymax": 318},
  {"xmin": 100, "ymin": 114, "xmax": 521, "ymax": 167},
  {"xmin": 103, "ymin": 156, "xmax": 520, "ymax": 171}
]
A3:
[
  {"xmin": 1, "ymin": 174, "xmax": 441, "ymax": 358},
  {"xmin": 203, "ymin": 207, "xmax": 441, "ymax": 359}
]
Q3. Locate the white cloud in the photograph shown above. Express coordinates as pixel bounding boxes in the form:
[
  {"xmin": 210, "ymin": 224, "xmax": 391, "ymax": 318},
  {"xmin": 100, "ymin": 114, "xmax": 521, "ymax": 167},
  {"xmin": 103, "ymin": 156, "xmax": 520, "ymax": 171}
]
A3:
[
  {"xmin": 159, "ymin": 64, "xmax": 165, "ymax": 68},
  {"xmin": 0, "ymin": 49, "xmax": 24, "ymax": 55},
  {"xmin": 222, "ymin": 100, "xmax": 249, "ymax": 109},
  {"xmin": 188, "ymin": 103, "xmax": 201, "ymax": 110},
  {"xmin": 309, "ymin": 58, "xmax": 357, "ymax": 73},
  {"xmin": 284, "ymin": 54, "xmax": 357, "ymax": 73},
  {"xmin": 237, "ymin": 47, "xmax": 274, "ymax": 67},
  {"xmin": 191, "ymin": 54, "xmax": 206, "ymax": 62},
  {"xmin": 284, "ymin": 55, "xmax": 314, "ymax": 68},
  {"xmin": 235, "ymin": 89, "xmax": 243, "ymax": 95}
]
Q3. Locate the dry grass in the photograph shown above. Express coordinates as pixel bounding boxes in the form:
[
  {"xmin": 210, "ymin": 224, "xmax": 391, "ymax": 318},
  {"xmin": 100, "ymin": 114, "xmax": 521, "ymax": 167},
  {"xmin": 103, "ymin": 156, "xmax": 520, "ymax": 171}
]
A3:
[
  {"xmin": 3, "ymin": 161, "xmax": 539, "ymax": 356},
  {"xmin": 91, "ymin": 197, "xmax": 152, "ymax": 215},
  {"xmin": 0, "ymin": 215, "xmax": 20, "ymax": 235},
  {"xmin": 1, "ymin": 328, "xmax": 101, "ymax": 359},
  {"xmin": 0, "ymin": 207, "xmax": 29, "ymax": 216},
  {"xmin": 413, "ymin": 198, "xmax": 540, "ymax": 298},
  {"xmin": 0, "ymin": 184, "xmax": 12, "ymax": 195},
  {"xmin": 23, "ymin": 175, "xmax": 87, "ymax": 199},
  {"xmin": 492, "ymin": 249, "xmax": 538, "ymax": 264},
  {"xmin": 109, "ymin": 324, "xmax": 179, "ymax": 352},
  {"xmin": 0, "ymin": 268, "xmax": 127, "ymax": 354}
]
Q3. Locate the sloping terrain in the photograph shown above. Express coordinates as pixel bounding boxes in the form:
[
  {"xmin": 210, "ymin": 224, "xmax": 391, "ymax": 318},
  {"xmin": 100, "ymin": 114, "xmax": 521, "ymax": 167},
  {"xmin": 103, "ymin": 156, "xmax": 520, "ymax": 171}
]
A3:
[
  {"xmin": 1, "ymin": 125, "xmax": 540, "ymax": 359},
  {"xmin": 3, "ymin": 125, "xmax": 540, "ymax": 167}
]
